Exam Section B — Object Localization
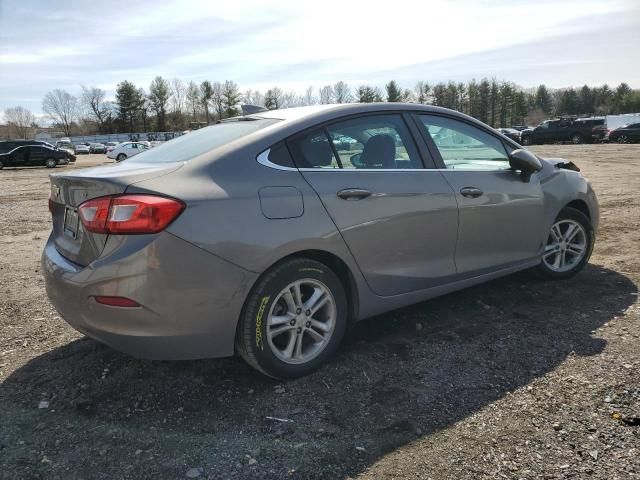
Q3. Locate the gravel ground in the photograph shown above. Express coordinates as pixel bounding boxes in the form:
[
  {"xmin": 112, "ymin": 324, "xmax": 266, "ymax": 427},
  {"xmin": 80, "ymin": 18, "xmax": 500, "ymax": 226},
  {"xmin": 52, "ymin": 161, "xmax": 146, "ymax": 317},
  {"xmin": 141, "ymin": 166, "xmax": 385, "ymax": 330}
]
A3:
[{"xmin": 0, "ymin": 146, "xmax": 638, "ymax": 480}]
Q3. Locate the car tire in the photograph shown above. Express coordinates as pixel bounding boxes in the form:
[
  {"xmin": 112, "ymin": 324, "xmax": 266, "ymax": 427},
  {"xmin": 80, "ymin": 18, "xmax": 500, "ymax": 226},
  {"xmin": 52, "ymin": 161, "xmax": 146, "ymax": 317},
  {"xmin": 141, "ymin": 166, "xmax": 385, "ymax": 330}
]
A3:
[
  {"xmin": 45, "ymin": 158, "xmax": 57, "ymax": 168},
  {"xmin": 535, "ymin": 207, "xmax": 594, "ymax": 280},
  {"xmin": 116, "ymin": 154, "xmax": 127, "ymax": 162},
  {"xmin": 617, "ymin": 135, "xmax": 629, "ymax": 144},
  {"xmin": 521, "ymin": 136, "xmax": 532, "ymax": 146},
  {"xmin": 236, "ymin": 258, "xmax": 348, "ymax": 379},
  {"xmin": 570, "ymin": 133, "xmax": 583, "ymax": 144}
]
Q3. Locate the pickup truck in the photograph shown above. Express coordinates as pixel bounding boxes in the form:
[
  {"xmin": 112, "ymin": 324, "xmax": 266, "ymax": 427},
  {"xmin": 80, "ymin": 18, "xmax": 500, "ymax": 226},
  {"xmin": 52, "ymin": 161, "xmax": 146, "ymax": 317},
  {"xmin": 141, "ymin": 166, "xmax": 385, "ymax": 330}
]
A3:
[{"xmin": 521, "ymin": 118, "xmax": 606, "ymax": 145}]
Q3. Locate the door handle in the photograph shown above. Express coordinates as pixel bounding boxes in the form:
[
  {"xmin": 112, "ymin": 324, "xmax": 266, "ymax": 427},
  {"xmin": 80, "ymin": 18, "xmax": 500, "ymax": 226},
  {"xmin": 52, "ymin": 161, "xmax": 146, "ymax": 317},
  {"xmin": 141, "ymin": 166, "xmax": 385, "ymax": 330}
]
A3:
[
  {"xmin": 337, "ymin": 188, "xmax": 372, "ymax": 200},
  {"xmin": 460, "ymin": 187, "xmax": 483, "ymax": 198}
]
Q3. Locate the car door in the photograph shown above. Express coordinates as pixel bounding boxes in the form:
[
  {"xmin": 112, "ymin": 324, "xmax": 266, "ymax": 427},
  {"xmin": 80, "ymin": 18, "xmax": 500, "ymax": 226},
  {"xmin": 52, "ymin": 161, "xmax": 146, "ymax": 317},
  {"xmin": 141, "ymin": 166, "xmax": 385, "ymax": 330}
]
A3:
[
  {"xmin": 629, "ymin": 123, "xmax": 640, "ymax": 142},
  {"xmin": 288, "ymin": 113, "xmax": 459, "ymax": 296},
  {"xmin": 29, "ymin": 146, "xmax": 47, "ymax": 165},
  {"xmin": 415, "ymin": 114, "xmax": 545, "ymax": 277}
]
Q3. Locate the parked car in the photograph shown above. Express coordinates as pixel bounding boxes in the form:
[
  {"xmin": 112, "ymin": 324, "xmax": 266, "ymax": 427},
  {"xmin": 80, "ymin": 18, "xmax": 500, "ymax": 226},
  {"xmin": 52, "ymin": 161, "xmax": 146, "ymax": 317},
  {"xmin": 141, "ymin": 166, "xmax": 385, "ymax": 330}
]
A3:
[
  {"xmin": 496, "ymin": 127, "xmax": 521, "ymax": 143},
  {"xmin": 74, "ymin": 144, "xmax": 90, "ymax": 155},
  {"xmin": 608, "ymin": 123, "xmax": 640, "ymax": 143},
  {"xmin": 105, "ymin": 141, "xmax": 120, "ymax": 152},
  {"xmin": 521, "ymin": 117, "xmax": 606, "ymax": 145},
  {"xmin": 149, "ymin": 141, "xmax": 164, "ymax": 148},
  {"xmin": 43, "ymin": 104, "xmax": 598, "ymax": 379},
  {"xmin": 510, "ymin": 125, "xmax": 530, "ymax": 131},
  {"xmin": 0, "ymin": 141, "xmax": 70, "ymax": 169},
  {"xmin": 55, "ymin": 141, "xmax": 77, "ymax": 162},
  {"xmin": 89, "ymin": 143, "xmax": 107, "ymax": 154},
  {"xmin": 106, "ymin": 141, "xmax": 151, "ymax": 162}
]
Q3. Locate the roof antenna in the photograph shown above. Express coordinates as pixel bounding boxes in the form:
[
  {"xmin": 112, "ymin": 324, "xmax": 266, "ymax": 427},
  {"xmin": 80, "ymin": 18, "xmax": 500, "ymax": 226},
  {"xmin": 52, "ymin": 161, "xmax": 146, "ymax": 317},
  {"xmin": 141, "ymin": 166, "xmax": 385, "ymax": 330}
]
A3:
[{"xmin": 241, "ymin": 104, "xmax": 269, "ymax": 115}]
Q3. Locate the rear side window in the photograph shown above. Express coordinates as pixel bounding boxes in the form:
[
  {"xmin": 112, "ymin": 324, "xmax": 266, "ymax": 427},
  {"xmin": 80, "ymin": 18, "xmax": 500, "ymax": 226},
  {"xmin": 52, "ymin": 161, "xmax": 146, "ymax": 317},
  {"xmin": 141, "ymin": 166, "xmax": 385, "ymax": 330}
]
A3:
[
  {"xmin": 288, "ymin": 129, "xmax": 341, "ymax": 169},
  {"xmin": 266, "ymin": 142, "xmax": 295, "ymax": 168},
  {"xmin": 287, "ymin": 114, "xmax": 423, "ymax": 170},
  {"xmin": 130, "ymin": 118, "xmax": 280, "ymax": 163},
  {"xmin": 325, "ymin": 114, "xmax": 422, "ymax": 169}
]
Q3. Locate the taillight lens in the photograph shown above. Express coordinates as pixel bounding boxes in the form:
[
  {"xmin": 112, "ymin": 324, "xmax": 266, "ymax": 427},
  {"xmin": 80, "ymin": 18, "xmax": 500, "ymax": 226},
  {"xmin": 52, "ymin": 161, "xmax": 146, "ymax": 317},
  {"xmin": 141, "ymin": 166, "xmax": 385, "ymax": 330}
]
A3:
[{"xmin": 78, "ymin": 195, "xmax": 184, "ymax": 234}]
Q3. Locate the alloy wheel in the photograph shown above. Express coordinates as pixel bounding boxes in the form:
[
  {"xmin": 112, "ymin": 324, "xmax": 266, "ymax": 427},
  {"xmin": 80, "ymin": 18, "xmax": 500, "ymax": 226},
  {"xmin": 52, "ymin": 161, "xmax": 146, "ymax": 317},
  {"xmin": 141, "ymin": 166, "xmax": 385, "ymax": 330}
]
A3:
[
  {"xmin": 617, "ymin": 135, "xmax": 629, "ymax": 144},
  {"xmin": 266, "ymin": 279, "xmax": 336, "ymax": 365},
  {"xmin": 542, "ymin": 219, "xmax": 587, "ymax": 273}
]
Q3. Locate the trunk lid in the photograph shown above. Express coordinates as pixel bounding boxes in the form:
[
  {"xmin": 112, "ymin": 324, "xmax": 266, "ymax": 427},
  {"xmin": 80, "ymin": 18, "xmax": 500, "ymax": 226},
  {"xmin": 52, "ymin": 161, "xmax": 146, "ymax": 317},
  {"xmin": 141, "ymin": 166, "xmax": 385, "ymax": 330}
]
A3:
[{"xmin": 49, "ymin": 161, "xmax": 183, "ymax": 266}]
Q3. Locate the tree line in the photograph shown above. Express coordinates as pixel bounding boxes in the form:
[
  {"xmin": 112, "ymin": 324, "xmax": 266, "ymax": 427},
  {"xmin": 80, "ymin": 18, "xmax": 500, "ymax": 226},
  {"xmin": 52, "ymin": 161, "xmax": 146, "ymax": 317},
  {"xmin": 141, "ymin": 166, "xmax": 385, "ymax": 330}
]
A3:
[{"xmin": 3, "ymin": 78, "xmax": 640, "ymax": 138}]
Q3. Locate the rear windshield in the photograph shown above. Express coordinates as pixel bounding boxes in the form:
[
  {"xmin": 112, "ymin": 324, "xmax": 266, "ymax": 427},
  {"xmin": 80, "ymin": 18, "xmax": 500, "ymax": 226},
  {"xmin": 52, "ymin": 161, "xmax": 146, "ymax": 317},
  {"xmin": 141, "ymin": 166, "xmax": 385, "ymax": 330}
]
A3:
[{"xmin": 128, "ymin": 118, "xmax": 280, "ymax": 163}]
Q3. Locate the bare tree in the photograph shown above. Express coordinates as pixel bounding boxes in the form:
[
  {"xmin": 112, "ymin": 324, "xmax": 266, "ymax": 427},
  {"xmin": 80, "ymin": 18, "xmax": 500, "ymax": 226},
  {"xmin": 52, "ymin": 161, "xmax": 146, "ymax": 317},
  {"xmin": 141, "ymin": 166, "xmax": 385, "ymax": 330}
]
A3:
[
  {"xmin": 414, "ymin": 81, "xmax": 431, "ymax": 104},
  {"xmin": 186, "ymin": 81, "xmax": 201, "ymax": 121},
  {"xmin": 3, "ymin": 106, "xmax": 36, "ymax": 138},
  {"xmin": 244, "ymin": 89, "xmax": 265, "ymax": 106},
  {"xmin": 200, "ymin": 81, "xmax": 213, "ymax": 123},
  {"xmin": 42, "ymin": 89, "xmax": 79, "ymax": 136},
  {"xmin": 333, "ymin": 81, "xmax": 351, "ymax": 103},
  {"xmin": 318, "ymin": 85, "xmax": 333, "ymax": 104},
  {"xmin": 81, "ymin": 86, "xmax": 109, "ymax": 131},
  {"xmin": 169, "ymin": 78, "xmax": 186, "ymax": 128},
  {"xmin": 304, "ymin": 86, "xmax": 316, "ymax": 106},
  {"xmin": 264, "ymin": 87, "xmax": 285, "ymax": 110},
  {"xmin": 211, "ymin": 82, "xmax": 224, "ymax": 119}
]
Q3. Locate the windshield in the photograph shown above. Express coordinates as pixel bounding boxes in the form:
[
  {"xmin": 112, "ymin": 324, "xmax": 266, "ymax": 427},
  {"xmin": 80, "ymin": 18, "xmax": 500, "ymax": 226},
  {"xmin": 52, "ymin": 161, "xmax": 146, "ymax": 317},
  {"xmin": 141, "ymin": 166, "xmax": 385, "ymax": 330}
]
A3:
[{"xmin": 129, "ymin": 119, "xmax": 280, "ymax": 163}]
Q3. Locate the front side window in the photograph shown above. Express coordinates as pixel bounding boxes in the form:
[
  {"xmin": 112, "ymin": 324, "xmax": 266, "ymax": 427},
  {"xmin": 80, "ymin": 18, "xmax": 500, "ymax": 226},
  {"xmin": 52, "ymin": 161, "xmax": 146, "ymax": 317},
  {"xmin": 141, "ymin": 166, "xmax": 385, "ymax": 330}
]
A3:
[
  {"xmin": 326, "ymin": 114, "xmax": 422, "ymax": 169},
  {"xmin": 419, "ymin": 115, "xmax": 510, "ymax": 170}
]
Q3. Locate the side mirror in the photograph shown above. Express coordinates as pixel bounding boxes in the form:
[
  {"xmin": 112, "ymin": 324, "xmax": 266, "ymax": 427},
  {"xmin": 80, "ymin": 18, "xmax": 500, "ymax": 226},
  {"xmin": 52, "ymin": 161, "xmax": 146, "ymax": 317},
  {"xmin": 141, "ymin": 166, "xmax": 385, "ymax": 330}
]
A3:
[{"xmin": 509, "ymin": 149, "xmax": 542, "ymax": 182}]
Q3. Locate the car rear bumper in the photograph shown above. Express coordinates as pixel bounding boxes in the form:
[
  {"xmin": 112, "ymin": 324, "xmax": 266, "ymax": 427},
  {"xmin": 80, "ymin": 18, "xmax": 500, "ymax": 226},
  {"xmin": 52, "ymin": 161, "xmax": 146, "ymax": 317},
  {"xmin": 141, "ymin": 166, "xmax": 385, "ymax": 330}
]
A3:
[{"xmin": 42, "ymin": 231, "xmax": 257, "ymax": 360}]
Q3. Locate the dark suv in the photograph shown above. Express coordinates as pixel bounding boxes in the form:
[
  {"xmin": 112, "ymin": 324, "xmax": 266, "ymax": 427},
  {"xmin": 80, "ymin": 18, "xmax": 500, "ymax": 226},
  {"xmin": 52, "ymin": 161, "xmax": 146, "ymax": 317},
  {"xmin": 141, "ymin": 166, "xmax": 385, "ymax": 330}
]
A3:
[
  {"xmin": 521, "ymin": 117, "xmax": 606, "ymax": 145},
  {"xmin": 0, "ymin": 141, "xmax": 71, "ymax": 169}
]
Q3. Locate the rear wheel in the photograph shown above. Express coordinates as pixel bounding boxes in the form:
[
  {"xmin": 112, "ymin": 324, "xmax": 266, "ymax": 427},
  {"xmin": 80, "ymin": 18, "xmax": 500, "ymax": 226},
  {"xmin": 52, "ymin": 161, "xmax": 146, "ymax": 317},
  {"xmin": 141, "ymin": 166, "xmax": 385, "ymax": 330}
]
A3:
[
  {"xmin": 617, "ymin": 135, "xmax": 630, "ymax": 144},
  {"xmin": 536, "ymin": 207, "xmax": 594, "ymax": 279},
  {"xmin": 521, "ymin": 136, "xmax": 532, "ymax": 146},
  {"xmin": 116, "ymin": 153, "xmax": 126, "ymax": 162},
  {"xmin": 45, "ymin": 158, "xmax": 57, "ymax": 168},
  {"xmin": 236, "ymin": 258, "xmax": 347, "ymax": 379},
  {"xmin": 570, "ymin": 133, "xmax": 583, "ymax": 144}
]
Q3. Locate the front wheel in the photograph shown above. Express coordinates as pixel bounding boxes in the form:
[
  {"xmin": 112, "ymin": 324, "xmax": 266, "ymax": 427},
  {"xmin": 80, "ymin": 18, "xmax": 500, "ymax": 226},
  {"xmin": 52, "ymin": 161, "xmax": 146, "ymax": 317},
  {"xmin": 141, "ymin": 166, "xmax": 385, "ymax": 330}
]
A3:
[
  {"xmin": 617, "ymin": 135, "xmax": 630, "ymax": 144},
  {"xmin": 236, "ymin": 258, "xmax": 348, "ymax": 379},
  {"xmin": 116, "ymin": 153, "xmax": 126, "ymax": 162},
  {"xmin": 536, "ymin": 207, "xmax": 594, "ymax": 279},
  {"xmin": 45, "ymin": 158, "xmax": 57, "ymax": 168}
]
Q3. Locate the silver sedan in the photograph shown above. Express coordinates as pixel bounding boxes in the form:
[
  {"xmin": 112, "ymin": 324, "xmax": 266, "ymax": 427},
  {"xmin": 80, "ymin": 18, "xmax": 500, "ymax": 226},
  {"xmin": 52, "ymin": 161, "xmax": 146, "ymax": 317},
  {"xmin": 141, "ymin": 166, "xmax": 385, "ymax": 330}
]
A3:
[{"xmin": 42, "ymin": 103, "xmax": 598, "ymax": 379}]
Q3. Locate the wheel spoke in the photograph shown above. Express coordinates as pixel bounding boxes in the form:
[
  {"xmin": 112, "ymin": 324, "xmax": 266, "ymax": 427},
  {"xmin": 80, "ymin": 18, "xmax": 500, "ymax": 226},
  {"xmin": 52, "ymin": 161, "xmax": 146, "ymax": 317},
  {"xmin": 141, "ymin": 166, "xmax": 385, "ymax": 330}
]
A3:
[
  {"xmin": 270, "ymin": 313, "xmax": 294, "ymax": 326},
  {"xmin": 566, "ymin": 243, "xmax": 585, "ymax": 255},
  {"xmin": 282, "ymin": 291, "xmax": 297, "ymax": 313},
  {"xmin": 283, "ymin": 330, "xmax": 296, "ymax": 358},
  {"xmin": 309, "ymin": 296, "xmax": 329, "ymax": 317},
  {"xmin": 303, "ymin": 287, "xmax": 324, "ymax": 311},
  {"xmin": 310, "ymin": 319, "xmax": 330, "ymax": 333},
  {"xmin": 553, "ymin": 250, "xmax": 562, "ymax": 269},
  {"xmin": 550, "ymin": 225, "xmax": 562, "ymax": 243},
  {"xmin": 291, "ymin": 283, "xmax": 303, "ymax": 308},
  {"xmin": 269, "ymin": 324, "xmax": 296, "ymax": 338},
  {"xmin": 305, "ymin": 327, "xmax": 324, "ymax": 342},
  {"xmin": 293, "ymin": 332, "xmax": 303, "ymax": 359},
  {"xmin": 563, "ymin": 224, "xmax": 577, "ymax": 242}
]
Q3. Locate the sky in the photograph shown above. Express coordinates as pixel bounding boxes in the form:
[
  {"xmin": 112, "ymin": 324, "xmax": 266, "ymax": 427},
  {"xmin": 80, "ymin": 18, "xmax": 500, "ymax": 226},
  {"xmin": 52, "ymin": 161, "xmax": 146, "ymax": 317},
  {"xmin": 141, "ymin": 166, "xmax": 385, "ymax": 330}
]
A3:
[{"xmin": 0, "ymin": 0, "xmax": 639, "ymax": 117}]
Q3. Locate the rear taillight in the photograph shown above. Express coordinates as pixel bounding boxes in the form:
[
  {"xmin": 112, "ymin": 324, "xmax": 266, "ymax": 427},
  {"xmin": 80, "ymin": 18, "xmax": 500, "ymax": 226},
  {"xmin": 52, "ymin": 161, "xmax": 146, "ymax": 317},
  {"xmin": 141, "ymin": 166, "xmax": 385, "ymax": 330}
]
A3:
[{"xmin": 78, "ymin": 194, "xmax": 184, "ymax": 234}]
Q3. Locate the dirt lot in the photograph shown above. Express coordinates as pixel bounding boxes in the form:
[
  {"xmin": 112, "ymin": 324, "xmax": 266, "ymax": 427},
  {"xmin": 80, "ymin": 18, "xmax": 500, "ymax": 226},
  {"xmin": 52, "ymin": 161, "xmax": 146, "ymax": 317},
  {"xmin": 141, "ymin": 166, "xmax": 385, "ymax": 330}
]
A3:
[{"xmin": 0, "ymin": 146, "xmax": 639, "ymax": 480}]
